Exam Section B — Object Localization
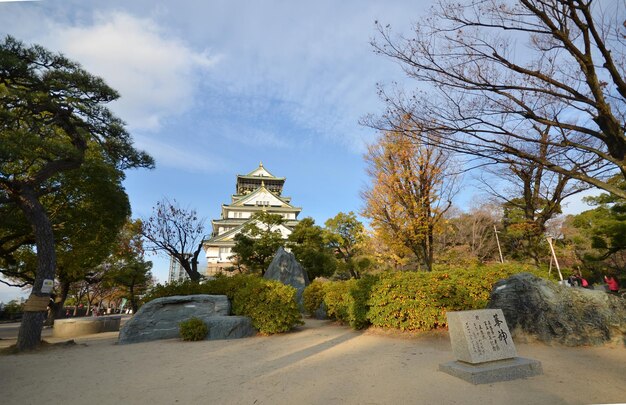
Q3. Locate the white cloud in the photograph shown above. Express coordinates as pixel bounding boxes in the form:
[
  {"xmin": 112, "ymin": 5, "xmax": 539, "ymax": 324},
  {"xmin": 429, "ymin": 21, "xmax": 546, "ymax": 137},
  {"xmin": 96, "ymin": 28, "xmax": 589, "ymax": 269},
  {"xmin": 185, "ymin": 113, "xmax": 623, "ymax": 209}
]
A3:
[
  {"xmin": 222, "ymin": 126, "xmax": 291, "ymax": 149},
  {"xmin": 0, "ymin": 0, "xmax": 429, "ymax": 157},
  {"xmin": 42, "ymin": 11, "xmax": 221, "ymax": 131},
  {"xmin": 189, "ymin": 1, "xmax": 421, "ymax": 152},
  {"xmin": 0, "ymin": 282, "xmax": 28, "ymax": 304},
  {"xmin": 134, "ymin": 134, "xmax": 228, "ymax": 174}
]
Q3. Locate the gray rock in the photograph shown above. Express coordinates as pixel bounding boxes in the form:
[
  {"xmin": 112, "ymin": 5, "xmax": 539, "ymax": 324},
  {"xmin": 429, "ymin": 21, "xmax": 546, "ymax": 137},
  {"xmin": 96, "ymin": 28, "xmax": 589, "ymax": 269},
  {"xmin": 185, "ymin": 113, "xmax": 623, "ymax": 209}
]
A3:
[
  {"xmin": 206, "ymin": 316, "xmax": 255, "ymax": 340},
  {"xmin": 314, "ymin": 301, "xmax": 328, "ymax": 320},
  {"xmin": 488, "ymin": 273, "xmax": 626, "ymax": 346},
  {"xmin": 264, "ymin": 247, "xmax": 310, "ymax": 307},
  {"xmin": 118, "ymin": 295, "xmax": 255, "ymax": 344}
]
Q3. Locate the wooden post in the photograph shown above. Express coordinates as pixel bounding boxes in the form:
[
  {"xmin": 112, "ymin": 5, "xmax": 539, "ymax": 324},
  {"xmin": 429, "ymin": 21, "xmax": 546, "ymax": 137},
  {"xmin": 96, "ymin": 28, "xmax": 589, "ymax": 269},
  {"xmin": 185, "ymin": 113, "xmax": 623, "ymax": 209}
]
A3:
[
  {"xmin": 548, "ymin": 254, "xmax": 553, "ymax": 278},
  {"xmin": 546, "ymin": 237, "xmax": 563, "ymax": 281},
  {"xmin": 494, "ymin": 225, "xmax": 504, "ymax": 264}
]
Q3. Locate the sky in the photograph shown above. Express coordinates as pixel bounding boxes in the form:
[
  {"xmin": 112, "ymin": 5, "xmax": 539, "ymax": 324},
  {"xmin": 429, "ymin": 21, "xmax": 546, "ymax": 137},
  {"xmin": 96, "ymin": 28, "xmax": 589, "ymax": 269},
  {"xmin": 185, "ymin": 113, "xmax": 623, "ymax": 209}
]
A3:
[{"xmin": 0, "ymin": 0, "xmax": 600, "ymax": 302}]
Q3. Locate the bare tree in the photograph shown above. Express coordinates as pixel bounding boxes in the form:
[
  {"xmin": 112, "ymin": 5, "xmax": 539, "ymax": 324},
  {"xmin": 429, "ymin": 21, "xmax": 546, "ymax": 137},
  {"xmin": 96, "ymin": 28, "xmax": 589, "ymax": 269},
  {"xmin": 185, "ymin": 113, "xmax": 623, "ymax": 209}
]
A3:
[
  {"xmin": 142, "ymin": 199, "xmax": 206, "ymax": 281},
  {"xmin": 477, "ymin": 141, "xmax": 586, "ymax": 264},
  {"xmin": 444, "ymin": 203, "xmax": 502, "ymax": 263},
  {"xmin": 369, "ymin": 0, "xmax": 626, "ymax": 198}
]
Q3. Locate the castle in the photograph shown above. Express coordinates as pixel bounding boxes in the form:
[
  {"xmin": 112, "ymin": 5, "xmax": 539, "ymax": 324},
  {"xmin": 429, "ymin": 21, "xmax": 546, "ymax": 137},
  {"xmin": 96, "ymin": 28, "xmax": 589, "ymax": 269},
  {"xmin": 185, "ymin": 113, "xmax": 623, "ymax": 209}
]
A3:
[{"xmin": 203, "ymin": 163, "xmax": 302, "ymax": 275}]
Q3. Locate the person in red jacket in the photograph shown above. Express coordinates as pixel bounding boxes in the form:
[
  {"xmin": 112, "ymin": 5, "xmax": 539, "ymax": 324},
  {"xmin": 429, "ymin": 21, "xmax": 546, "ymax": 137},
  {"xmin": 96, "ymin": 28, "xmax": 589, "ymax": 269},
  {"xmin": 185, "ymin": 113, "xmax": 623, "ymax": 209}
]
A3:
[{"xmin": 604, "ymin": 275, "xmax": 620, "ymax": 295}]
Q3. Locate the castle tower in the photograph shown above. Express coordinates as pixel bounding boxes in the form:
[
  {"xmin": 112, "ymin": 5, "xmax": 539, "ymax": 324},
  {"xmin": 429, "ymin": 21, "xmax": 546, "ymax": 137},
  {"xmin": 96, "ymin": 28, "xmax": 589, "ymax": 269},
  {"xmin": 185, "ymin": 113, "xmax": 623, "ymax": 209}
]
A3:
[{"xmin": 203, "ymin": 163, "xmax": 302, "ymax": 275}]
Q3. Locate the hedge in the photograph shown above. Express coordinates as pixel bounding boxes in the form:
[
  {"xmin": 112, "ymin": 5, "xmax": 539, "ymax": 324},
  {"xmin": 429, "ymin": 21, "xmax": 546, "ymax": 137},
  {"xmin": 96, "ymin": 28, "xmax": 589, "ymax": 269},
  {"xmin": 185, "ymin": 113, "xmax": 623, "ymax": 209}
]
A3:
[
  {"xmin": 303, "ymin": 279, "xmax": 327, "ymax": 316},
  {"xmin": 145, "ymin": 274, "xmax": 303, "ymax": 334},
  {"xmin": 304, "ymin": 263, "xmax": 552, "ymax": 331}
]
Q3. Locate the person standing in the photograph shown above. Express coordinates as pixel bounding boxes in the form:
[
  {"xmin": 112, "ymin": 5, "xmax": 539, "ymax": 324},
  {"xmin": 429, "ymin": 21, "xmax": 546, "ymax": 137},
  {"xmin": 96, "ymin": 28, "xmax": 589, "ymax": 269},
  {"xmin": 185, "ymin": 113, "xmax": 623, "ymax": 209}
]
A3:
[{"xmin": 604, "ymin": 275, "xmax": 620, "ymax": 295}]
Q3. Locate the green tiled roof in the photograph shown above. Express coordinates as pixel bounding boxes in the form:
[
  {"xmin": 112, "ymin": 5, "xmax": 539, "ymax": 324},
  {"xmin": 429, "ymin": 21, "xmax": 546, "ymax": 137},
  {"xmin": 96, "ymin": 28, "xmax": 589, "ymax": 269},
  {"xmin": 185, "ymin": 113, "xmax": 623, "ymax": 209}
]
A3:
[
  {"xmin": 236, "ymin": 175, "xmax": 285, "ymax": 181},
  {"xmin": 230, "ymin": 185, "xmax": 295, "ymax": 208}
]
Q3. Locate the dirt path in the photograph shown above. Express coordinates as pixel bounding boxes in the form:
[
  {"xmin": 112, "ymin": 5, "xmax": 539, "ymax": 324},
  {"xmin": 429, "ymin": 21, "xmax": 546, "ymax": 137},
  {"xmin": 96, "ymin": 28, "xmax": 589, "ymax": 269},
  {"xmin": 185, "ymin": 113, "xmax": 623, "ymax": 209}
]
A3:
[{"xmin": 1, "ymin": 319, "xmax": 624, "ymax": 404}]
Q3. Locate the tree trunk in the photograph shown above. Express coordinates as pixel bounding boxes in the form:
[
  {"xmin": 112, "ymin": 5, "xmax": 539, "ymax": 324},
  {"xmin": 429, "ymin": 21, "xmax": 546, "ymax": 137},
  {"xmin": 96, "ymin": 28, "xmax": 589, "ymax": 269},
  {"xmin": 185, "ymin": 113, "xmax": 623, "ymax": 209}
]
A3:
[
  {"xmin": 45, "ymin": 280, "xmax": 71, "ymax": 325},
  {"xmin": 347, "ymin": 258, "xmax": 360, "ymax": 279},
  {"xmin": 182, "ymin": 258, "xmax": 201, "ymax": 281},
  {"xmin": 191, "ymin": 242, "xmax": 204, "ymax": 281},
  {"xmin": 129, "ymin": 283, "xmax": 138, "ymax": 313},
  {"xmin": 15, "ymin": 187, "xmax": 57, "ymax": 351}
]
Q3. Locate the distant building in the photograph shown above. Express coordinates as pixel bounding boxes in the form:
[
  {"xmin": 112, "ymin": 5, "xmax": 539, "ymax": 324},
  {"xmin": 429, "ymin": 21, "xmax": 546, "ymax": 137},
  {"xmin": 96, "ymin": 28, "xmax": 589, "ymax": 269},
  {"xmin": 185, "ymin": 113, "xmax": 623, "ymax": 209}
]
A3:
[
  {"xmin": 168, "ymin": 253, "xmax": 191, "ymax": 283},
  {"xmin": 203, "ymin": 162, "xmax": 302, "ymax": 276}
]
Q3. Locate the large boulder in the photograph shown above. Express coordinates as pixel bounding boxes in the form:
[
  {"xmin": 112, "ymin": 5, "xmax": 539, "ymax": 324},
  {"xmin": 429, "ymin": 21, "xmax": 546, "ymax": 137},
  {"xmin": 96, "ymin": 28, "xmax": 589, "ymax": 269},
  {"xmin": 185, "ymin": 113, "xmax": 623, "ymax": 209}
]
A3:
[
  {"xmin": 119, "ymin": 295, "xmax": 255, "ymax": 344},
  {"xmin": 264, "ymin": 247, "xmax": 310, "ymax": 307},
  {"xmin": 488, "ymin": 273, "xmax": 626, "ymax": 346}
]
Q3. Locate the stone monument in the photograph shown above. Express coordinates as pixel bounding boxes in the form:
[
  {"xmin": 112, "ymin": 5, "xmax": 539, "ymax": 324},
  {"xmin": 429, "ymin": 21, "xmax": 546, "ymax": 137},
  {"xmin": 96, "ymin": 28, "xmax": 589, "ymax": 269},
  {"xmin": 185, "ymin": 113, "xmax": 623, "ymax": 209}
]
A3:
[
  {"xmin": 439, "ymin": 309, "xmax": 543, "ymax": 384},
  {"xmin": 264, "ymin": 247, "xmax": 310, "ymax": 308}
]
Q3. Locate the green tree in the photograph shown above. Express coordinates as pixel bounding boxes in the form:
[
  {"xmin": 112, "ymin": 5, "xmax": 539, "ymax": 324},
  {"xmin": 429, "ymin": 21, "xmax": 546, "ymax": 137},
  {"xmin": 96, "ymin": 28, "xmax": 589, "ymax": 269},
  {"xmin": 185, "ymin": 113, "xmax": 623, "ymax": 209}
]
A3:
[
  {"xmin": 324, "ymin": 212, "xmax": 366, "ymax": 279},
  {"xmin": 231, "ymin": 212, "xmax": 285, "ymax": 275},
  {"xmin": 104, "ymin": 219, "xmax": 153, "ymax": 313},
  {"xmin": 0, "ymin": 164, "xmax": 37, "ymax": 286},
  {"xmin": 105, "ymin": 258, "xmax": 153, "ymax": 313},
  {"xmin": 500, "ymin": 198, "xmax": 551, "ymax": 266},
  {"xmin": 570, "ymin": 176, "xmax": 626, "ymax": 276},
  {"xmin": 0, "ymin": 37, "xmax": 153, "ymax": 351},
  {"xmin": 40, "ymin": 151, "xmax": 130, "ymax": 322},
  {"xmin": 0, "ymin": 299, "xmax": 23, "ymax": 321},
  {"xmin": 287, "ymin": 217, "xmax": 337, "ymax": 279},
  {"xmin": 0, "ymin": 154, "xmax": 130, "ymax": 308},
  {"xmin": 0, "ymin": 201, "xmax": 32, "ymax": 287}
]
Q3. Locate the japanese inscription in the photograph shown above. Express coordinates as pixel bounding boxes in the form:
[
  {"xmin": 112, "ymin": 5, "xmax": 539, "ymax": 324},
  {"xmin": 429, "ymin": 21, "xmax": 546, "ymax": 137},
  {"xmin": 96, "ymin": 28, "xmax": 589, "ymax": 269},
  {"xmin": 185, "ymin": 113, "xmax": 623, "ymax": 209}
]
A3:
[{"xmin": 447, "ymin": 309, "xmax": 517, "ymax": 364}]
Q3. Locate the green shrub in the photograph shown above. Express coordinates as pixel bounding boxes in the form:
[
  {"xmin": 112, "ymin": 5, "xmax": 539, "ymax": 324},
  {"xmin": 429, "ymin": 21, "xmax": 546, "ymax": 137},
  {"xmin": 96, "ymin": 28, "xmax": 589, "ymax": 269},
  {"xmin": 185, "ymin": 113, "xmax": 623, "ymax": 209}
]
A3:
[
  {"xmin": 347, "ymin": 275, "xmax": 378, "ymax": 329},
  {"xmin": 367, "ymin": 271, "xmax": 452, "ymax": 331},
  {"xmin": 231, "ymin": 277, "xmax": 303, "ymax": 334},
  {"xmin": 323, "ymin": 279, "xmax": 354, "ymax": 323},
  {"xmin": 368, "ymin": 263, "xmax": 553, "ymax": 331},
  {"xmin": 320, "ymin": 276, "xmax": 378, "ymax": 330},
  {"xmin": 303, "ymin": 279, "xmax": 327, "ymax": 316},
  {"xmin": 316, "ymin": 262, "xmax": 554, "ymax": 332},
  {"xmin": 144, "ymin": 279, "xmax": 208, "ymax": 301},
  {"xmin": 145, "ymin": 274, "xmax": 302, "ymax": 335},
  {"xmin": 179, "ymin": 317, "xmax": 208, "ymax": 341}
]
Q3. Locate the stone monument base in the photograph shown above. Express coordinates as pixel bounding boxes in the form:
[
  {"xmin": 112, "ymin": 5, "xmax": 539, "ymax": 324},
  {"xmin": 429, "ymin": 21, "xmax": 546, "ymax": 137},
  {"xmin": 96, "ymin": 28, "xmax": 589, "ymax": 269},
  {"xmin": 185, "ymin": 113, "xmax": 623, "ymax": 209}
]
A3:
[
  {"xmin": 53, "ymin": 315, "xmax": 121, "ymax": 338},
  {"xmin": 439, "ymin": 357, "xmax": 543, "ymax": 385}
]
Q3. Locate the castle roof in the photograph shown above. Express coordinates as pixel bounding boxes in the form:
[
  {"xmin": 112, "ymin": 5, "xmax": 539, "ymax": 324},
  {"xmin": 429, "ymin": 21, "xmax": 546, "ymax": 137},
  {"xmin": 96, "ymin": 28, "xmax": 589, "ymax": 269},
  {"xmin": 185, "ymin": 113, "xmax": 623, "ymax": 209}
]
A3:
[{"xmin": 237, "ymin": 162, "xmax": 285, "ymax": 181}]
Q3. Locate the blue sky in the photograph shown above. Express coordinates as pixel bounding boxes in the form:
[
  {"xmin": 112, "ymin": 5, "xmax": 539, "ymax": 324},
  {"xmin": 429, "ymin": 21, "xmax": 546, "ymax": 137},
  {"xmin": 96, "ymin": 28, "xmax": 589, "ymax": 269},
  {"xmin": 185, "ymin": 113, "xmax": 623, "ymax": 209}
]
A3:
[{"xmin": 0, "ymin": 0, "xmax": 598, "ymax": 302}]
